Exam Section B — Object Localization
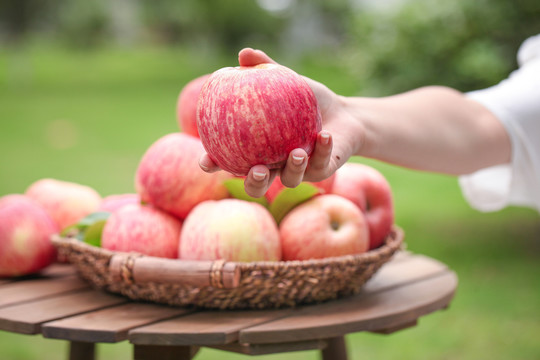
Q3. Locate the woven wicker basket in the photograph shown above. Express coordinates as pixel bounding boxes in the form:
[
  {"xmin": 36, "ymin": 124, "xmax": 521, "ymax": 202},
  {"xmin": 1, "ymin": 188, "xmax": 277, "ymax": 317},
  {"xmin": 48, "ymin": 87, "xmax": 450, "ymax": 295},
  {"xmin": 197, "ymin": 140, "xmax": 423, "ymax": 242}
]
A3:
[{"xmin": 52, "ymin": 226, "xmax": 404, "ymax": 309}]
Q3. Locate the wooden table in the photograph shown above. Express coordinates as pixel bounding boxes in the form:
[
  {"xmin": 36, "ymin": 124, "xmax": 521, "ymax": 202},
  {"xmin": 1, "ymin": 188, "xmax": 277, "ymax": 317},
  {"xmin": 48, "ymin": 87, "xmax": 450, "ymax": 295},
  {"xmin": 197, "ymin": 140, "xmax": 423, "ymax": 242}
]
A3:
[{"xmin": 0, "ymin": 251, "xmax": 457, "ymax": 360}]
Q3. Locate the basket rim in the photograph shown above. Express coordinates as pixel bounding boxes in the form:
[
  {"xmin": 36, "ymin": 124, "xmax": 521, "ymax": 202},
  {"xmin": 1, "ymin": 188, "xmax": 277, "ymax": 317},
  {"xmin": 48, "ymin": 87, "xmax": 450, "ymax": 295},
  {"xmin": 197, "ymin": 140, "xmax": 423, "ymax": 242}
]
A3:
[{"xmin": 51, "ymin": 225, "xmax": 404, "ymax": 269}]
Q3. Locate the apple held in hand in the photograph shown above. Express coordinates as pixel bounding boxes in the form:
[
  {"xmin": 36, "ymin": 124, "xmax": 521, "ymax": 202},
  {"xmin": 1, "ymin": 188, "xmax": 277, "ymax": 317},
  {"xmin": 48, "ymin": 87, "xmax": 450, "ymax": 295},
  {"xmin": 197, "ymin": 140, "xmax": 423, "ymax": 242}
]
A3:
[
  {"xmin": 135, "ymin": 133, "xmax": 232, "ymax": 219},
  {"xmin": 0, "ymin": 194, "xmax": 58, "ymax": 277},
  {"xmin": 197, "ymin": 63, "xmax": 322, "ymax": 176},
  {"xmin": 25, "ymin": 178, "xmax": 102, "ymax": 231},
  {"xmin": 279, "ymin": 194, "xmax": 369, "ymax": 260},
  {"xmin": 176, "ymin": 74, "xmax": 211, "ymax": 137},
  {"xmin": 179, "ymin": 199, "xmax": 281, "ymax": 262},
  {"xmin": 101, "ymin": 203, "xmax": 182, "ymax": 258},
  {"xmin": 332, "ymin": 163, "xmax": 394, "ymax": 250}
]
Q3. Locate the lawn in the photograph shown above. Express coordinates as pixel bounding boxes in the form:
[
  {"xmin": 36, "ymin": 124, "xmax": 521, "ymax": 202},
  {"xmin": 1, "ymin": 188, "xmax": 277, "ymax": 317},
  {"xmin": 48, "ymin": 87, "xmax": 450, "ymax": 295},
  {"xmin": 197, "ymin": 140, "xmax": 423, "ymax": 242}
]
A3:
[{"xmin": 0, "ymin": 45, "xmax": 538, "ymax": 360}]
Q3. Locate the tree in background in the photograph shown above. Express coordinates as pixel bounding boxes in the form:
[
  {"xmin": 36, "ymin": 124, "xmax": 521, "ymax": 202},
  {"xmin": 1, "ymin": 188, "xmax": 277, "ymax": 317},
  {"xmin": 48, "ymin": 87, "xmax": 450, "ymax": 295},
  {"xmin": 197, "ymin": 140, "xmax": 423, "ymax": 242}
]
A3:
[{"xmin": 0, "ymin": 0, "xmax": 538, "ymax": 93}]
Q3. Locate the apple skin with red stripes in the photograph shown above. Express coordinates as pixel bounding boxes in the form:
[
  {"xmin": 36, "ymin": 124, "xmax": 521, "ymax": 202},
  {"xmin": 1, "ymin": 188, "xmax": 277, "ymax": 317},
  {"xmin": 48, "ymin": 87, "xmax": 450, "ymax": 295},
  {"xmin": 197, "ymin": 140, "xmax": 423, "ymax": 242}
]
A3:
[
  {"xmin": 279, "ymin": 194, "xmax": 369, "ymax": 261},
  {"xmin": 0, "ymin": 194, "xmax": 58, "ymax": 277},
  {"xmin": 179, "ymin": 199, "xmax": 281, "ymax": 262},
  {"xmin": 197, "ymin": 63, "xmax": 322, "ymax": 176},
  {"xmin": 135, "ymin": 133, "xmax": 232, "ymax": 220},
  {"xmin": 176, "ymin": 74, "xmax": 211, "ymax": 138},
  {"xmin": 331, "ymin": 163, "xmax": 394, "ymax": 250}
]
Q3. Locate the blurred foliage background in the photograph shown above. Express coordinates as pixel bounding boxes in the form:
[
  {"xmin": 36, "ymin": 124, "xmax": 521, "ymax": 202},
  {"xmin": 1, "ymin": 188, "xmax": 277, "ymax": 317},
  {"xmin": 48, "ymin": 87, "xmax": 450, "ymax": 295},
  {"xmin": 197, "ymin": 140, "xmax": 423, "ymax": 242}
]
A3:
[{"xmin": 0, "ymin": 0, "xmax": 539, "ymax": 359}]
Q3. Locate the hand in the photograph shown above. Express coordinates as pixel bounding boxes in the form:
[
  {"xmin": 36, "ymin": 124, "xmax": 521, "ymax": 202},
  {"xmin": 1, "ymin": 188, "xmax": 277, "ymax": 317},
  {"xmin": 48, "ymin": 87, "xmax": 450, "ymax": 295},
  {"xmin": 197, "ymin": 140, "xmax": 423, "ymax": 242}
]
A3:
[{"xmin": 199, "ymin": 48, "xmax": 363, "ymax": 198}]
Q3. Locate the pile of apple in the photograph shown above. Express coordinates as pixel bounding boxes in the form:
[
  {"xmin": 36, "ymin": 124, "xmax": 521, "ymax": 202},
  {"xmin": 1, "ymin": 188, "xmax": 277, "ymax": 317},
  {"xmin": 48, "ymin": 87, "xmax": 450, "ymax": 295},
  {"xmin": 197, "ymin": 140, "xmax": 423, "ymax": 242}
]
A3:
[{"xmin": 0, "ymin": 62, "xmax": 394, "ymax": 279}]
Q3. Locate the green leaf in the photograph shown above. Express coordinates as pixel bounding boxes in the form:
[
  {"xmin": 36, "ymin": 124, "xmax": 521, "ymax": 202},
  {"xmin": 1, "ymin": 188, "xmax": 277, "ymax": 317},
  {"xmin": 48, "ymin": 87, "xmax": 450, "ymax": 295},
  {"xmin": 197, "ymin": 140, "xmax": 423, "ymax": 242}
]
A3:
[
  {"xmin": 75, "ymin": 211, "xmax": 111, "ymax": 227},
  {"xmin": 270, "ymin": 183, "xmax": 319, "ymax": 224},
  {"xmin": 224, "ymin": 178, "xmax": 269, "ymax": 207},
  {"xmin": 83, "ymin": 220, "xmax": 107, "ymax": 247},
  {"xmin": 61, "ymin": 211, "xmax": 111, "ymax": 247}
]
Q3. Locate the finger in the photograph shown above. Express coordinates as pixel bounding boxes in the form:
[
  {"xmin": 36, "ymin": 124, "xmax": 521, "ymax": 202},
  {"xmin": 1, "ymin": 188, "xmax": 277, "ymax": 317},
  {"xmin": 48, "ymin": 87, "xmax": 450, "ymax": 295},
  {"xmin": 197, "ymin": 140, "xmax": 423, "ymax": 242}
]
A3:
[
  {"xmin": 280, "ymin": 149, "xmax": 308, "ymax": 188},
  {"xmin": 238, "ymin": 48, "xmax": 277, "ymax": 67},
  {"xmin": 308, "ymin": 131, "xmax": 333, "ymax": 171},
  {"xmin": 199, "ymin": 153, "xmax": 221, "ymax": 173},
  {"xmin": 244, "ymin": 165, "xmax": 275, "ymax": 199}
]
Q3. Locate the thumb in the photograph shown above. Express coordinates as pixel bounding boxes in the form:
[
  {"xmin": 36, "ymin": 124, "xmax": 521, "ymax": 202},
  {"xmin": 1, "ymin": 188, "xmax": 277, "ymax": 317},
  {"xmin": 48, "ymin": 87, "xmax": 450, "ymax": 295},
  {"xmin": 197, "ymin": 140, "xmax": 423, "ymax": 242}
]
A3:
[{"xmin": 238, "ymin": 48, "xmax": 277, "ymax": 67}]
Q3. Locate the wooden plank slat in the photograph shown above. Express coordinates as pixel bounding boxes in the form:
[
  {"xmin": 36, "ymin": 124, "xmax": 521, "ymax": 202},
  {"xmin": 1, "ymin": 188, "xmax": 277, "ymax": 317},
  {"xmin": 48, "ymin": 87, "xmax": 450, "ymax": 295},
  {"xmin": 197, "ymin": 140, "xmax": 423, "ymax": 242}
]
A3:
[
  {"xmin": 0, "ymin": 289, "xmax": 127, "ymax": 334},
  {"xmin": 127, "ymin": 253, "xmax": 451, "ymax": 348},
  {"xmin": 0, "ymin": 264, "xmax": 75, "ymax": 286},
  {"xmin": 362, "ymin": 253, "xmax": 448, "ymax": 293},
  {"xmin": 371, "ymin": 319, "xmax": 418, "ymax": 334},
  {"xmin": 239, "ymin": 271, "xmax": 457, "ymax": 344},
  {"xmin": 41, "ymin": 263, "xmax": 78, "ymax": 277},
  {"xmin": 42, "ymin": 302, "xmax": 193, "ymax": 343},
  {"xmin": 129, "ymin": 308, "xmax": 294, "ymax": 346},
  {"xmin": 0, "ymin": 275, "xmax": 88, "ymax": 308}
]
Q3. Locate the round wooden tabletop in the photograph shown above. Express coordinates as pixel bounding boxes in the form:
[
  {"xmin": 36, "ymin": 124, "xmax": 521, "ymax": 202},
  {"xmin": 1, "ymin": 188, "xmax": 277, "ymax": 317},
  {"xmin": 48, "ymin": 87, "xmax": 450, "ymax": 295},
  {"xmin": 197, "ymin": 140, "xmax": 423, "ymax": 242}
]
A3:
[{"xmin": 0, "ymin": 251, "xmax": 457, "ymax": 360}]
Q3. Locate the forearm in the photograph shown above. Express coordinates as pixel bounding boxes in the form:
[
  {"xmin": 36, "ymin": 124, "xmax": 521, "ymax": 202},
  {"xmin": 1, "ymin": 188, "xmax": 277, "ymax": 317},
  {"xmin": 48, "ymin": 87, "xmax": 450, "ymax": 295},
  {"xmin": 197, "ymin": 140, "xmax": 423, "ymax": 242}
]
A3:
[{"xmin": 344, "ymin": 86, "xmax": 511, "ymax": 175}]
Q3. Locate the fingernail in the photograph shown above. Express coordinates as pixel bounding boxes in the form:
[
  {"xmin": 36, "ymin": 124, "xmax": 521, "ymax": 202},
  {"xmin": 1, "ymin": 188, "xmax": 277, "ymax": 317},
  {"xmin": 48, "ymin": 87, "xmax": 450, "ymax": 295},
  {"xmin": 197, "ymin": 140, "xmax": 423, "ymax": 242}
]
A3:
[
  {"xmin": 292, "ymin": 155, "xmax": 305, "ymax": 166},
  {"xmin": 199, "ymin": 162, "xmax": 209, "ymax": 172},
  {"xmin": 320, "ymin": 133, "xmax": 330, "ymax": 145},
  {"xmin": 253, "ymin": 171, "xmax": 267, "ymax": 181}
]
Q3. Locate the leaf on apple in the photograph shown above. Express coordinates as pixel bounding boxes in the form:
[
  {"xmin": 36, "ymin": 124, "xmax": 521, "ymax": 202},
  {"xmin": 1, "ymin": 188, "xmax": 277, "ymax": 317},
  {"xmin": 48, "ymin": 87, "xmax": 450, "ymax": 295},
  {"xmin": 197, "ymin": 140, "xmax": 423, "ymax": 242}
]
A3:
[
  {"xmin": 61, "ymin": 211, "xmax": 111, "ymax": 247},
  {"xmin": 224, "ymin": 178, "xmax": 269, "ymax": 207},
  {"xmin": 270, "ymin": 183, "xmax": 319, "ymax": 224}
]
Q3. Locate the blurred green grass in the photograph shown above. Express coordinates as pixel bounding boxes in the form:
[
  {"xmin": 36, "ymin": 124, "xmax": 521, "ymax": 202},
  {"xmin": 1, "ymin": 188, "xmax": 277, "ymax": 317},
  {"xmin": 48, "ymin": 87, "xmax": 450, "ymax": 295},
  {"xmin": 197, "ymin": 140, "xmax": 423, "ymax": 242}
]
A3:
[{"xmin": 0, "ymin": 45, "xmax": 539, "ymax": 360}]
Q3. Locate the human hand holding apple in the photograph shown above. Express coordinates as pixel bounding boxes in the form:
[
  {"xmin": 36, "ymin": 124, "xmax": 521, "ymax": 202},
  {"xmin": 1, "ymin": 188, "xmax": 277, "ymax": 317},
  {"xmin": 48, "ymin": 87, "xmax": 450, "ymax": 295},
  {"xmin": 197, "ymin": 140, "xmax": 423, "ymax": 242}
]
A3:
[
  {"xmin": 199, "ymin": 48, "xmax": 364, "ymax": 199},
  {"xmin": 331, "ymin": 162, "xmax": 394, "ymax": 250},
  {"xmin": 197, "ymin": 62, "xmax": 322, "ymax": 177},
  {"xmin": 0, "ymin": 194, "xmax": 58, "ymax": 277}
]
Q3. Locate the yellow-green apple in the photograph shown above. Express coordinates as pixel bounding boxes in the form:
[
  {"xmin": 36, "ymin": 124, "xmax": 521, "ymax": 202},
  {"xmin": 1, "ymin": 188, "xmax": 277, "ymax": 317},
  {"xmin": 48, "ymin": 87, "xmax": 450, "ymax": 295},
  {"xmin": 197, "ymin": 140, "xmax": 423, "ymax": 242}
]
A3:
[
  {"xmin": 179, "ymin": 199, "xmax": 281, "ymax": 262},
  {"xmin": 265, "ymin": 174, "xmax": 336, "ymax": 203},
  {"xmin": 331, "ymin": 163, "xmax": 394, "ymax": 250},
  {"xmin": 0, "ymin": 194, "xmax": 58, "ymax": 277},
  {"xmin": 101, "ymin": 203, "xmax": 182, "ymax": 258},
  {"xmin": 279, "ymin": 194, "xmax": 369, "ymax": 260},
  {"xmin": 135, "ymin": 133, "xmax": 232, "ymax": 219},
  {"xmin": 99, "ymin": 193, "xmax": 140, "ymax": 213},
  {"xmin": 25, "ymin": 178, "xmax": 102, "ymax": 231},
  {"xmin": 176, "ymin": 74, "xmax": 210, "ymax": 137},
  {"xmin": 197, "ymin": 63, "xmax": 322, "ymax": 176}
]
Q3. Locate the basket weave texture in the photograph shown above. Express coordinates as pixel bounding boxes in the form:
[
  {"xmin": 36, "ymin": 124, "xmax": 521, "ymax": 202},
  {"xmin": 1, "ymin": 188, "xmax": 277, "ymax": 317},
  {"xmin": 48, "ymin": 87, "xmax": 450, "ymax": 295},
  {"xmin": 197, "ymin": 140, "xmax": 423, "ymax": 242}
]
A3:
[{"xmin": 52, "ymin": 226, "xmax": 404, "ymax": 309}]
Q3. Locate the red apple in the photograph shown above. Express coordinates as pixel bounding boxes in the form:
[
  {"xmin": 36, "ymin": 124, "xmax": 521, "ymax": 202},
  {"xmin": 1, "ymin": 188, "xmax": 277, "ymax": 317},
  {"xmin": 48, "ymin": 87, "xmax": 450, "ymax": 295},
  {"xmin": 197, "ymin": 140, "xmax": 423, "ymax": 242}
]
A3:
[
  {"xmin": 99, "ymin": 193, "xmax": 140, "ymax": 213},
  {"xmin": 25, "ymin": 178, "xmax": 102, "ymax": 231},
  {"xmin": 176, "ymin": 74, "xmax": 211, "ymax": 137},
  {"xmin": 197, "ymin": 63, "xmax": 322, "ymax": 176},
  {"xmin": 179, "ymin": 199, "xmax": 281, "ymax": 262},
  {"xmin": 332, "ymin": 163, "xmax": 394, "ymax": 250},
  {"xmin": 101, "ymin": 203, "xmax": 182, "ymax": 258},
  {"xmin": 265, "ymin": 174, "xmax": 336, "ymax": 203},
  {"xmin": 279, "ymin": 194, "xmax": 369, "ymax": 260},
  {"xmin": 135, "ymin": 133, "xmax": 232, "ymax": 219},
  {"xmin": 0, "ymin": 194, "xmax": 58, "ymax": 277}
]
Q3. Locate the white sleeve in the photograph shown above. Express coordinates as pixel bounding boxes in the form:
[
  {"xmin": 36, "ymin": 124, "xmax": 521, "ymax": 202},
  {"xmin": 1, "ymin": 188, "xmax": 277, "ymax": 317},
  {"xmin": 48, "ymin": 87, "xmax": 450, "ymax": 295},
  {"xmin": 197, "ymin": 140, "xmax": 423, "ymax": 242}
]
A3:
[{"xmin": 459, "ymin": 35, "xmax": 540, "ymax": 213}]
